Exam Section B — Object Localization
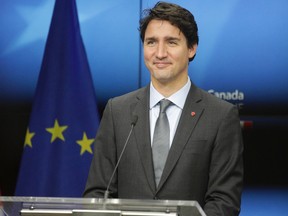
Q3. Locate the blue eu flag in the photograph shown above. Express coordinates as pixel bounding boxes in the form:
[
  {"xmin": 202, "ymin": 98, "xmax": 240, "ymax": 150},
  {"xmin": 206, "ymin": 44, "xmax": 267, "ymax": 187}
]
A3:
[{"xmin": 15, "ymin": 0, "xmax": 99, "ymax": 197}]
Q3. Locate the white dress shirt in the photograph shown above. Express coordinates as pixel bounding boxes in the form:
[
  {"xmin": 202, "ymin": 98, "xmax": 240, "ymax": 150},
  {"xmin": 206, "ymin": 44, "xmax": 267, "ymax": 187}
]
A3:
[{"xmin": 149, "ymin": 78, "xmax": 191, "ymax": 147}]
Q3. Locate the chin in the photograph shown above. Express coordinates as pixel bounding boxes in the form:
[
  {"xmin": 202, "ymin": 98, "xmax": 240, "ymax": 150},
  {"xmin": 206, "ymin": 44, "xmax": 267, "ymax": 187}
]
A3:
[{"xmin": 153, "ymin": 75, "xmax": 173, "ymax": 85}]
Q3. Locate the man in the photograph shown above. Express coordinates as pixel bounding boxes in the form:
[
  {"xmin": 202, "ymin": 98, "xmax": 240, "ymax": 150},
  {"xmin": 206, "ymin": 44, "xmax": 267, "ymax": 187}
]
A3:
[{"xmin": 84, "ymin": 2, "xmax": 243, "ymax": 215}]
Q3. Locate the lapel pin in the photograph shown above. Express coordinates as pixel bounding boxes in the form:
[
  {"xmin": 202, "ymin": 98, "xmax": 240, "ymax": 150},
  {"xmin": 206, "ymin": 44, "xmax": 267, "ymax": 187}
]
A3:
[{"xmin": 191, "ymin": 112, "xmax": 196, "ymax": 117}]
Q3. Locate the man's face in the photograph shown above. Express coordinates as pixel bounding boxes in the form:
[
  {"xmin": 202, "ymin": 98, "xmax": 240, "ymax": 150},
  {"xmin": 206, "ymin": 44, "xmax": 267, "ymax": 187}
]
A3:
[{"xmin": 143, "ymin": 19, "xmax": 197, "ymax": 86}]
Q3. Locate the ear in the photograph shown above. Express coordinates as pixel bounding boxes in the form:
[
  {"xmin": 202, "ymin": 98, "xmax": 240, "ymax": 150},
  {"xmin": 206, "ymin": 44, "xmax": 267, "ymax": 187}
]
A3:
[{"xmin": 188, "ymin": 44, "xmax": 198, "ymax": 59}]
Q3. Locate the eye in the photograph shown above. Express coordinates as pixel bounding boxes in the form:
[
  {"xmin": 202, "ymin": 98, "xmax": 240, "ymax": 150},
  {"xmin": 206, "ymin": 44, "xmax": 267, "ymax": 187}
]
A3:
[
  {"xmin": 146, "ymin": 40, "xmax": 156, "ymax": 46},
  {"xmin": 168, "ymin": 40, "xmax": 178, "ymax": 46}
]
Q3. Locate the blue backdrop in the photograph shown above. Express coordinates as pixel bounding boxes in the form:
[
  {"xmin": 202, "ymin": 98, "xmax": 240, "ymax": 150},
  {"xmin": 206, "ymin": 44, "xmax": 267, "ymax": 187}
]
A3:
[{"xmin": 1, "ymin": 0, "xmax": 288, "ymax": 116}]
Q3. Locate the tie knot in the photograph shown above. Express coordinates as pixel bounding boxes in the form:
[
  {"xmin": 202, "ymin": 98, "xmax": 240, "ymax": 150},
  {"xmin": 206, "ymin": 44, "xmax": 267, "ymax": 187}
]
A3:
[{"xmin": 159, "ymin": 99, "xmax": 171, "ymax": 113}]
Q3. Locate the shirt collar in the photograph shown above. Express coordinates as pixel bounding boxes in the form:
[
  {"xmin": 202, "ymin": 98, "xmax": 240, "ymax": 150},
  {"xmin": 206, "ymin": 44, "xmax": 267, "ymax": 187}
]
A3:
[{"xmin": 149, "ymin": 77, "xmax": 191, "ymax": 109}]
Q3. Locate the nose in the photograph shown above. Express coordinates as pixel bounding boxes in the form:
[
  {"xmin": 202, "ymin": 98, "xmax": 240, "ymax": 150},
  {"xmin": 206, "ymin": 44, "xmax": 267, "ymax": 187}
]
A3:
[{"xmin": 156, "ymin": 42, "xmax": 167, "ymax": 59}]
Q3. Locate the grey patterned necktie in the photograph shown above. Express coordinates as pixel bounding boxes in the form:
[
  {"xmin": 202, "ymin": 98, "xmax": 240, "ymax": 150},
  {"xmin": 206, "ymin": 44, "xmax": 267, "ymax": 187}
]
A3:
[{"xmin": 152, "ymin": 99, "xmax": 172, "ymax": 186}]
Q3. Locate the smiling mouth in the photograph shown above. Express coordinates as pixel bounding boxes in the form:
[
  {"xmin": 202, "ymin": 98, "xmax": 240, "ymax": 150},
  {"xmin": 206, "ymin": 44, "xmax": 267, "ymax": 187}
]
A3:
[{"xmin": 154, "ymin": 62, "xmax": 171, "ymax": 68}]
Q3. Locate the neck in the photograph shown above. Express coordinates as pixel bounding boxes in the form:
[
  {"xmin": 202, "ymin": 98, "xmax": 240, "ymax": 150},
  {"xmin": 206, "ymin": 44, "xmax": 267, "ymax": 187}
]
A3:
[{"xmin": 152, "ymin": 76, "xmax": 188, "ymax": 98}]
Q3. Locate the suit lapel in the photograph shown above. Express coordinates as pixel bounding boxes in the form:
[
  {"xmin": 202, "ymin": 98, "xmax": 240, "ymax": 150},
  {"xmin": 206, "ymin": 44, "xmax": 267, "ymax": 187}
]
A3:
[
  {"xmin": 157, "ymin": 83, "xmax": 205, "ymax": 190},
  {"xmin": 131, "ymin": 86, "xmax": 157, "ymax": 192}
]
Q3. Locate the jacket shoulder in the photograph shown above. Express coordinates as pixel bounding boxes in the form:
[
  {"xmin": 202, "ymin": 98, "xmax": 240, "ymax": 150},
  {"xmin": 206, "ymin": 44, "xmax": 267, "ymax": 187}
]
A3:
[
  {"xmin": 198, "ymin": 87, "xmax": 235, "ymax": 109},
  {"xmin": 110, "ymin": 86, "xmax": 147, "ymax": 105}
]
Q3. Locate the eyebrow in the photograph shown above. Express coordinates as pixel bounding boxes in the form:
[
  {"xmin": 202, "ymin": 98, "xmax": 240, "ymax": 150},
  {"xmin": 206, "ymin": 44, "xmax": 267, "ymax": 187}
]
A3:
[{"xmin": 144, "ymin": 36, "xmax": 181, "ymax": 41}]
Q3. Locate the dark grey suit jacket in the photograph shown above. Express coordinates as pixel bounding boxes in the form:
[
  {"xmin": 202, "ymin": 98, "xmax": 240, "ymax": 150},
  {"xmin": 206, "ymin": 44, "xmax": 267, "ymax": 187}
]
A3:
[{"xmin": 84, "ymin": 82, "xmax": 243, "ymax": 216}]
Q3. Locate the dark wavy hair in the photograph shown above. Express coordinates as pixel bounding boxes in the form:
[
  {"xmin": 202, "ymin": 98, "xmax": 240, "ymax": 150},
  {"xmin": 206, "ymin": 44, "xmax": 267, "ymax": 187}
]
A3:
[{"xmin": 139, "ymin": 2, "xmax": 199, "ymax": 61}]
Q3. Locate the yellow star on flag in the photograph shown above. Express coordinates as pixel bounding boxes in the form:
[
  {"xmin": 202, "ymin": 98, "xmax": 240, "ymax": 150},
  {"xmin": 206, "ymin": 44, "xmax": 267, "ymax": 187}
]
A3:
[
  {"xmin": 76, "ymin": 132, "xmax": 94, "ymax": 155},
  {"xmin": 46, "ymin": 119, "xmax": 68, "ymax": 143},
  {"xmin": 24, "ymin": 128, "xmax": 35, "ymax": 148}
]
